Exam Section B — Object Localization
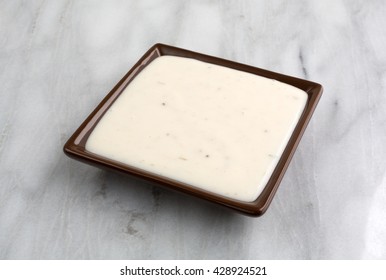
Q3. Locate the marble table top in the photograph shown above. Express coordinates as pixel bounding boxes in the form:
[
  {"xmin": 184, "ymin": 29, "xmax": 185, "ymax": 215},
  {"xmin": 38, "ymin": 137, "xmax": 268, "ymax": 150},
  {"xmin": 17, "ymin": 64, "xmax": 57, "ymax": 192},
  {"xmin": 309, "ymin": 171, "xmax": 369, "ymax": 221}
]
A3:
[{"xmin": 1, "ymin": 0, "xmax": 385, "ymax": 259}]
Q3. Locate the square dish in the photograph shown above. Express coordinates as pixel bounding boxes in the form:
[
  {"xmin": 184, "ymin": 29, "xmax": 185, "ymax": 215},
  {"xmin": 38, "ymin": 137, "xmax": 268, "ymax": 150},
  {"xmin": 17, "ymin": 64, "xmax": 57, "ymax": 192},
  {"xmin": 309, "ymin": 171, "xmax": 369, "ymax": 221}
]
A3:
[{"xmin": 63, "ymin": 43, "xmax": 322, "ymax": 216}]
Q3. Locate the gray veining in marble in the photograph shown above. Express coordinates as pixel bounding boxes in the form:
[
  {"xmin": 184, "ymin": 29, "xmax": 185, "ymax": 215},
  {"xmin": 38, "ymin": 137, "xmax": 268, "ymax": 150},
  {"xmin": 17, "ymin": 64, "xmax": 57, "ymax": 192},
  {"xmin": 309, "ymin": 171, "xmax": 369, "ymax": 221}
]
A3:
[{"xmin": 1, "ymin": 0, "xmax": 386, "ymax": 259}]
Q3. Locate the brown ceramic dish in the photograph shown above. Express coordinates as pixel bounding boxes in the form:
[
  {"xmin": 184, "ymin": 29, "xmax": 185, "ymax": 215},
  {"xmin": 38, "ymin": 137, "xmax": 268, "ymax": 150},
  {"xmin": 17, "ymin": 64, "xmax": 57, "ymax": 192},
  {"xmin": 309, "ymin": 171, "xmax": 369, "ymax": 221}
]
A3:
[{"xmin": 63, "ymin": 43, "xmax": 322, "ymax": 216}]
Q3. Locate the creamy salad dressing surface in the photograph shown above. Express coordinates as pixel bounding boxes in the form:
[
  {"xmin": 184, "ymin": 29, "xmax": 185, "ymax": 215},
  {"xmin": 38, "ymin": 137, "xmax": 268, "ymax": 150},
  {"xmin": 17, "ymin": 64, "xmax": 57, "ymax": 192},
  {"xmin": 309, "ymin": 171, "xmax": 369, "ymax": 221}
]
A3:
[{"xmin": 86, "ymin": 56, "xmax": 308, "ymax": 202}]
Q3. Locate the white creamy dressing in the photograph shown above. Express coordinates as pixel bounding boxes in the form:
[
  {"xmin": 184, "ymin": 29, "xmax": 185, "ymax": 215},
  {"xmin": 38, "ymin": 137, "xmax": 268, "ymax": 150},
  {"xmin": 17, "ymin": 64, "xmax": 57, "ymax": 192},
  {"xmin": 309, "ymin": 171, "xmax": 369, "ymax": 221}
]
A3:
[{"xmin": 86, "ymin": 56, "xmax": 308, "ymax": 202}]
